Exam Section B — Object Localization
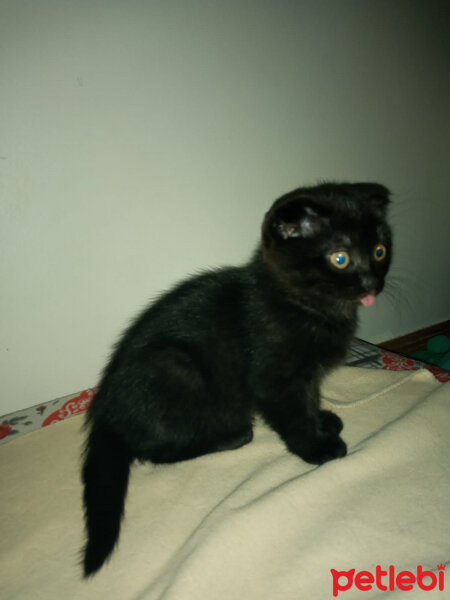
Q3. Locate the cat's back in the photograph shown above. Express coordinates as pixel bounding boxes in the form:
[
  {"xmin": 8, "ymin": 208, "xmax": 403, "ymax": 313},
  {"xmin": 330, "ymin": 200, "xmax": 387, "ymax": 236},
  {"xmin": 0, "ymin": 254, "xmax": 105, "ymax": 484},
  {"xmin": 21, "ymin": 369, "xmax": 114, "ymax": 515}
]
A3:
[{"xmin": 118, "ymin": 265, "xmax": 250, "ymax": 350}]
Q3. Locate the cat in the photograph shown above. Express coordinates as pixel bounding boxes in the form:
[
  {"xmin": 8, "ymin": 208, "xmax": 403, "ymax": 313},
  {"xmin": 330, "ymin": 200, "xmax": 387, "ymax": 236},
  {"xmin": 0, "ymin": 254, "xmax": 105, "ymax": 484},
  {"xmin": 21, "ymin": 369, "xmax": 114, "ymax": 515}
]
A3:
[{"xmin": 81, "ymin": 182, "xmax": 392, "ymax": 576}]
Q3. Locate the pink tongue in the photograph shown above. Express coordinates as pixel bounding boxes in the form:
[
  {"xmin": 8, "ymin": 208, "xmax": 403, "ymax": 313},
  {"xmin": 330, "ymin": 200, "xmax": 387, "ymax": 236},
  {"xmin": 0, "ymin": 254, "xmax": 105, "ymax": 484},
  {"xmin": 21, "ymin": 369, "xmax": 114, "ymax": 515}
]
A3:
[{"xmin": 360, "ymin": 294, "xmax": 376, "ymax": 307}]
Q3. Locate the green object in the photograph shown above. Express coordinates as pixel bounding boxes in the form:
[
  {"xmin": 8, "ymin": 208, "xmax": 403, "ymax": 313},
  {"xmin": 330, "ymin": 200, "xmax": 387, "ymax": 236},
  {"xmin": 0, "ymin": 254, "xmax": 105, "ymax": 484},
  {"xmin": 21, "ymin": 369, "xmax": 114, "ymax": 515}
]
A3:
[
  {"xmin": 412, "ymin": 335, "xmax": 450, "ymax": 369},
  {"xmin": 427, "ymin": 335, "xmax": 450, "ymax": 354},
  {"xmin": 412, "ymin": 350, "xmax": 429, "ymax": 361},
  {"xmin": 440, "ymin": 350, "xmax": 450, "ymax": 371}
]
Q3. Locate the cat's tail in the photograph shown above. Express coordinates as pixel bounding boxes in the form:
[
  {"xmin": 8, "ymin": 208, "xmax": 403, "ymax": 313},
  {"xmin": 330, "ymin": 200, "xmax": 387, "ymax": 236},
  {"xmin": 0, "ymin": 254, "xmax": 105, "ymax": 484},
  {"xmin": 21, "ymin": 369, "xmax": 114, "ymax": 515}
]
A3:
[{"xmin": 81, "ymin": 420, "xmax": 132, "ymax": 577}]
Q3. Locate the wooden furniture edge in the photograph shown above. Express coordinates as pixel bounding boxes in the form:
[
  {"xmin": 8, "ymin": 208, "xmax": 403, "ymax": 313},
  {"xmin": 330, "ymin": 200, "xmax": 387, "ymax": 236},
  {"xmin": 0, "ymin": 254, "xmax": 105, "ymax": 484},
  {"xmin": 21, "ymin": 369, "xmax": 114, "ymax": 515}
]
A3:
[{"xmin": 378, "ymin": 320, "xmax": 450, "ymax": 355}]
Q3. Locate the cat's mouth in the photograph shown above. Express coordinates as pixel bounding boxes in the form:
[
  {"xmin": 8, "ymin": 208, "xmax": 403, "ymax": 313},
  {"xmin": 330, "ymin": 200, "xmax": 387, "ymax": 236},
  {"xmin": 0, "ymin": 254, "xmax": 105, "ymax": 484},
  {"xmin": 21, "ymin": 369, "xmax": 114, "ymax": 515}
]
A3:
[{"xmin": 359, "ymin": 293, "xmax": 376, "ymax": 307}]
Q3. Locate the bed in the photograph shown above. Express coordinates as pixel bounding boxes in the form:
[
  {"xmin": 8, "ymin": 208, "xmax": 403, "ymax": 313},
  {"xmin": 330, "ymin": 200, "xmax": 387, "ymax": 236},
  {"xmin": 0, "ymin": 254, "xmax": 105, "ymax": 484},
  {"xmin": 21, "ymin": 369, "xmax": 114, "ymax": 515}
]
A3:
[{"xmin": 1, "ymin": 339, "xmax": 449, "ymax": 599}]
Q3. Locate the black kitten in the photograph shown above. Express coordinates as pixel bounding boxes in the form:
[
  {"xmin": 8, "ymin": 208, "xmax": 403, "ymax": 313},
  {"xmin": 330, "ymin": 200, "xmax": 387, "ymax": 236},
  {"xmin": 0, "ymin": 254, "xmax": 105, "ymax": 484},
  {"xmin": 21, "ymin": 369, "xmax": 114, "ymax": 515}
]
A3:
[{"xmin": 81, "ymin": 182, "xmax": 392, "ymax": 576}]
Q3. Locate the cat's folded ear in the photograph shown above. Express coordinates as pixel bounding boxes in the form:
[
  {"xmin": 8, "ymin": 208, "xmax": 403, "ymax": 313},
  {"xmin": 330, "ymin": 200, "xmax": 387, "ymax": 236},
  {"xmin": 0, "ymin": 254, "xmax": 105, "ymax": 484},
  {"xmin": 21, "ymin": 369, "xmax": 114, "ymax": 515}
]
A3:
[
  {"xmin": 262, "ymin": 198, "xmax": 329, "ymax": 246},
  {"xmin": 357, "ymin": 183, "xmax": 391, "ymax": 216}
]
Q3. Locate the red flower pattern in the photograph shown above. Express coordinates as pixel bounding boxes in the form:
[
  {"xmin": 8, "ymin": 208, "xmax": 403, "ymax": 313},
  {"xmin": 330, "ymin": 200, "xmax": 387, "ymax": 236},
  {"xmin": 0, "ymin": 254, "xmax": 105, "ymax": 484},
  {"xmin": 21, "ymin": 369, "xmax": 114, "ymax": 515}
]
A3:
[
  {"xmin": 381, "ymin": 350, "xmax": 417, "ymax": 371},
  {"xmin": 423, "ymin": 365, "xmax": 450, "ymax": 383},
  {"xmin": 381, "ymin": 349, "xmax": 450, "ymax": 382},
  {"xmin": 0, "ymin": 424, "xmax": 12, "ymax": 440},
  {"xmin": 42, "ymin": 389, "xmax": 96, "ymax": 427}
]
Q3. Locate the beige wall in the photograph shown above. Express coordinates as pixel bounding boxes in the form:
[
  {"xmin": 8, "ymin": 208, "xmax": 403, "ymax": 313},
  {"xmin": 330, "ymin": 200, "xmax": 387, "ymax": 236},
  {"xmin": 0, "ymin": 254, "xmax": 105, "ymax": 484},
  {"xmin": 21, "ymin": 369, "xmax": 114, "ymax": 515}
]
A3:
[{"xmin": 1, "ymin": 0, "xmax": 449, "ymax": 413}]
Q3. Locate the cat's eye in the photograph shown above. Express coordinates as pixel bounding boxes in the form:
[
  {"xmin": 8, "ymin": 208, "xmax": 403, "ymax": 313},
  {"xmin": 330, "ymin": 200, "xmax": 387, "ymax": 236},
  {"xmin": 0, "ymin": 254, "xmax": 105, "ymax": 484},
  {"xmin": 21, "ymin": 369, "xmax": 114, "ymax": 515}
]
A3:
[
  {"xmin": 374, "ymin": 244, "xmax": 387, "ymax": 261},
  {"xmin": 329, "ymin": 251, "xmax": 350, "ymax": 269}
]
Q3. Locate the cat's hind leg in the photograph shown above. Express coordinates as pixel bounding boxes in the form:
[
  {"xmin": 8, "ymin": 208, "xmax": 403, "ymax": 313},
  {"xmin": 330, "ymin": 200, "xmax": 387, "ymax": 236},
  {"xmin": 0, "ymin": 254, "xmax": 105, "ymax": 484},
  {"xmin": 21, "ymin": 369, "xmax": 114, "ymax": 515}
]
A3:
[
  {"xmin": 146, "ymin": 425, "xmax": 254, "ymax": 464},
  {"xmin": 127, "ymin": 344, "xmax": 253, "ymax": 464}
]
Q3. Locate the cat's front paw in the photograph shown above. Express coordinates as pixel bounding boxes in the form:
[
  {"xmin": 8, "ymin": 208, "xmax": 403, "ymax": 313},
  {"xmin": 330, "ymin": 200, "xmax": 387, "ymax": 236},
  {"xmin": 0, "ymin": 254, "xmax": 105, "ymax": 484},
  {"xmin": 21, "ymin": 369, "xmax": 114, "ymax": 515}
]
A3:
[
  {"xmin": 297, "ymin": 435, "xmax": 347, "ymax": 466},
  {"xmin": 318, "ymin": 410, "xmax": 343, "ymax": 435}
]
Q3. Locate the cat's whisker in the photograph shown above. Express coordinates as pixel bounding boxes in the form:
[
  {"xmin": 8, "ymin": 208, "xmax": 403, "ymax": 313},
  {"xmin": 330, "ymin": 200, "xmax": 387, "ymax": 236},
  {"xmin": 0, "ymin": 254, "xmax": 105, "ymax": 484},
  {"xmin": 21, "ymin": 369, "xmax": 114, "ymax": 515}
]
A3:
[
  {"xmin": 383, "ymin": 266, "xmax": 429, "ymax": 316},
  {"xmin": 382, "ymin": 276, "xmax": 412, "ymax": 314}
]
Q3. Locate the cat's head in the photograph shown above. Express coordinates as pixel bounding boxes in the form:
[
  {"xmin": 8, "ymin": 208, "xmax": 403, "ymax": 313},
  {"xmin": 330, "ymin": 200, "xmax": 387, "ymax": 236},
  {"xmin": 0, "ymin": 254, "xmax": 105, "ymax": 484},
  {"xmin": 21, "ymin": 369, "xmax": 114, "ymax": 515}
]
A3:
[{"xmin": 261, "ymin": 183, "xmax": 392, "ymax": 308}]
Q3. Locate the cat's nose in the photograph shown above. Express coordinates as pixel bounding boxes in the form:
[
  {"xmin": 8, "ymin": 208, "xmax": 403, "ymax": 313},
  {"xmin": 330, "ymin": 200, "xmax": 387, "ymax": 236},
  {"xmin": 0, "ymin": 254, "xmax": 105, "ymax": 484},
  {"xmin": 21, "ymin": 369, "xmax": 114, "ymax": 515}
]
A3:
[{"xmin": 360, "ymin": 274, "xmax": 377, "ymax": 293}]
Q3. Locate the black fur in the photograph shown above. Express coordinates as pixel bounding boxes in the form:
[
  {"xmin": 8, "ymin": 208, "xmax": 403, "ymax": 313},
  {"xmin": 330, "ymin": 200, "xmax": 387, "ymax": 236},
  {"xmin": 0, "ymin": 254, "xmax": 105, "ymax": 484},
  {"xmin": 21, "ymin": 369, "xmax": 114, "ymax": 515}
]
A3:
[{"xmin": 81, "ymin": 182, "xmax": 392, "ymax": 576}]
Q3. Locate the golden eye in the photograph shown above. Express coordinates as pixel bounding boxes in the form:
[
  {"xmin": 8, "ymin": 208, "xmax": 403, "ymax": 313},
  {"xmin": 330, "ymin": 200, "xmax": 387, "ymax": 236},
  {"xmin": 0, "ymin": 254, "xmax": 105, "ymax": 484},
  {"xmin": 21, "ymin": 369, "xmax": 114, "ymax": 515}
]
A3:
[
  {"xmin": 329, "ymin": 251, "xmax": 350, "ymax": 269},
  {"xmin": 374, "ymin": 244, "xmax": 387, "ymax": 261}
]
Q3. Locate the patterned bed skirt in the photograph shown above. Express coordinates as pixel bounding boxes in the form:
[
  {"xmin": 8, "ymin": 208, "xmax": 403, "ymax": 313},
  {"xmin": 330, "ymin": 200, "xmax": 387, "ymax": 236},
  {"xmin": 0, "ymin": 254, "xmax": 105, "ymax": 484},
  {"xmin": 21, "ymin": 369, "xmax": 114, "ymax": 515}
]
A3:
[{"xmin": 1, "ymin": 338, "xmax": 448, "ymax": 445}]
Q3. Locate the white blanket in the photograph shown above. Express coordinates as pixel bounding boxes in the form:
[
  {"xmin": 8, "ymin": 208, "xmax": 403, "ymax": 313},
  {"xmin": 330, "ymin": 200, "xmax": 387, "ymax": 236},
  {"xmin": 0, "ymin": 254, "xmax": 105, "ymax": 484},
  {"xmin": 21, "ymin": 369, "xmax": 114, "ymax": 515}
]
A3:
[{"xmin": 1, "ymin": 367, "xmax": 449, "ymax": 599}]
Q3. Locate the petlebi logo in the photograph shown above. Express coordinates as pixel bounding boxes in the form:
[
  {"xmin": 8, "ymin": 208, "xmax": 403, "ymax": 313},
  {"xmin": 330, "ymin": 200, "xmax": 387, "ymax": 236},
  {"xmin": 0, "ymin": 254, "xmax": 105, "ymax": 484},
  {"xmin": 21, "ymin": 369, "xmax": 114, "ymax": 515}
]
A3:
[{"xmin": 330, "ymin": 564, "xmax": 446, "ymax": 597}]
